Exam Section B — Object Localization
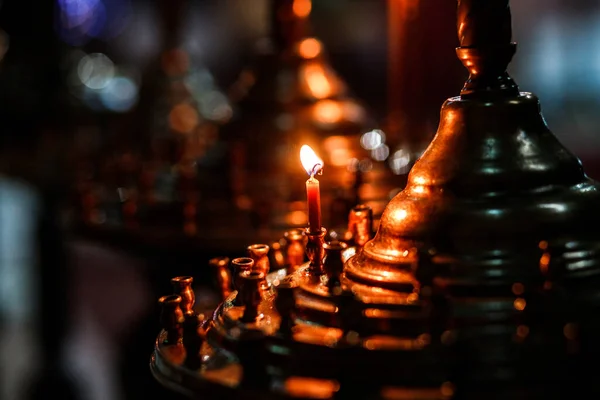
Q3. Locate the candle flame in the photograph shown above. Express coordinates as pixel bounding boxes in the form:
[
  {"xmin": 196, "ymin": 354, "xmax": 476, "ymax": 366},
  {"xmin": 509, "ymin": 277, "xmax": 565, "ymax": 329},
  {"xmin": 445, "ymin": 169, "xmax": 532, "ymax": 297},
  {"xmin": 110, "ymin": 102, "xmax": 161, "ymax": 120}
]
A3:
[{"xmin": 300, "ymin": 145, "xmax": 323, "ymax": 176}]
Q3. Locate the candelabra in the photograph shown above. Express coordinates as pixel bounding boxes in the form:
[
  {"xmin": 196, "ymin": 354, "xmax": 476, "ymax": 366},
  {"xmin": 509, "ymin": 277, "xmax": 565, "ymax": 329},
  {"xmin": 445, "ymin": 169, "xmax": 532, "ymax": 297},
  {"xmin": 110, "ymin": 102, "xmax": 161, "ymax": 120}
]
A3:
[{"xmin": 150, "ymin": 1, "xmax": 600, "ymax": 398}]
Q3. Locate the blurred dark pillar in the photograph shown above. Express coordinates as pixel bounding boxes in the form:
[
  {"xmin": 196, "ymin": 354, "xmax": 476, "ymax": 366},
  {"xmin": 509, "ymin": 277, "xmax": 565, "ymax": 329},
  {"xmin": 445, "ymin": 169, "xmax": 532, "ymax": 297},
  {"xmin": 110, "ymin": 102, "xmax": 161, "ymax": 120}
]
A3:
[
  {"xmin": 0, "ymin": 0, "xmax": 64, "ymax": 149},
  {"xmin": 387, "ymin": 0, "xmax": 465, "ymax": 152},
  {"xmin": 0, "ymin": 0, "xmax": 76, "ymax": 398}
]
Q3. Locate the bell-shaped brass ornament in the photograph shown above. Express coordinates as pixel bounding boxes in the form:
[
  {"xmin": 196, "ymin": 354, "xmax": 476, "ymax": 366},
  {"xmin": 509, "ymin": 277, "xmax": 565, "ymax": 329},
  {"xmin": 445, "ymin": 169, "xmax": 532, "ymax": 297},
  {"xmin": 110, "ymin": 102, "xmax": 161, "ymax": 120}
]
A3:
[
  {"xmin": 346, "ymin": 0, "xmax": 600, "ymax": 293},
  {"xmin": 344, "ymin": 1, "xmax": 600, "ymax": 394}
]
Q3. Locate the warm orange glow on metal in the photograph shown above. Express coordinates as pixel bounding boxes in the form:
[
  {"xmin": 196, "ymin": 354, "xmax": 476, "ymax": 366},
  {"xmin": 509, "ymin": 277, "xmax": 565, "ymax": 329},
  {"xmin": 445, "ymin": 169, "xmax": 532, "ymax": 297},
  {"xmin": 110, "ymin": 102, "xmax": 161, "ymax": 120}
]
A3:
[{"xmin": 300, "ymin": 145, "xmax": 323, "ymax": 176}]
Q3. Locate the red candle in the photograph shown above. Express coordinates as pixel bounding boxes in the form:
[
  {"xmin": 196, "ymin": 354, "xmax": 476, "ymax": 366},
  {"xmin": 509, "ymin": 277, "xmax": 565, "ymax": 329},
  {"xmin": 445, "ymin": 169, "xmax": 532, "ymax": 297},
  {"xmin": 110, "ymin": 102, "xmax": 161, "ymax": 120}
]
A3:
[
  {"xmin": 306, "ymin": 176, "xmax": 321, "ymax": 232},
  {"xmin": 300, "ymin": 145, "xmax": 324, "ymax": 233}
]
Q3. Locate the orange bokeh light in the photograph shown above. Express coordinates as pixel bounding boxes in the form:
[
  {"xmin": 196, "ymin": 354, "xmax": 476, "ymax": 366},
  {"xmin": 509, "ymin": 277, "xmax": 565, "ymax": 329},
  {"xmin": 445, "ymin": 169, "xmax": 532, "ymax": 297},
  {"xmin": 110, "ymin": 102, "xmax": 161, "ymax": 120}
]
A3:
[
  {"xmin": 293, "ymin": 0, "xmax": 312, "ymax": 18},
  {"xmin": 169, "ymin": 103, "xmax": 199, "ymax": 134},
  {"xmin": 302, "ymin": 64, "xmax": 332, "ymax": 99},
  {"xmin": 313, "ymin": 100, "xmax": 343, "ymax": 124},
  {"xmin": 298, "ymin": 38, "xmax": 322, "ymax": 59}
]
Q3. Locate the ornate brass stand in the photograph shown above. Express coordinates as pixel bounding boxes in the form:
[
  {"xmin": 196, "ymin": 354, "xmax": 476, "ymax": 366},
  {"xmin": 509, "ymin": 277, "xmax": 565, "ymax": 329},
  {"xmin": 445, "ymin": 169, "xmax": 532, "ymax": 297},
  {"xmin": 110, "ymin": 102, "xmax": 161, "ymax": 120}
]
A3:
[{"xmin": 150, "ymin": 1, "xmax": 600, "ymax": 398}]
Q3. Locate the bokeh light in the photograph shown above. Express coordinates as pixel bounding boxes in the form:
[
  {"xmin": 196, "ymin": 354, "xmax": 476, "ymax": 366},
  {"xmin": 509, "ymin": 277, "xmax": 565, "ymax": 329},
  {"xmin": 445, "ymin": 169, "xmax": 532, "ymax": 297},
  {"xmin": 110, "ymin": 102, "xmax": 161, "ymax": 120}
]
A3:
[
  {"xmin": 77, "ymin": 53, "xmax": 115, "ymax": 90},
  {"xmin": 99, "ymin": 76, "xmax": 139, "ymax": 112},
  {"xmin": 56, "ymin": 0, "xmax": 131, "ymax": 46},
  {"xmin": 360, "ymin": 129, "xmax": 386, "ymax": 150}
]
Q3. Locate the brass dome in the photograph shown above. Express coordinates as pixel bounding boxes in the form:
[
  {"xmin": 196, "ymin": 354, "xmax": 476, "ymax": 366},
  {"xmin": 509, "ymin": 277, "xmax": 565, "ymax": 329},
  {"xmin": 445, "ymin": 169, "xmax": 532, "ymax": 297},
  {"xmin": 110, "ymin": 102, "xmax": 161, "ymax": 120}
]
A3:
[{"xmin": 346, "ymin": 93, "xmax": 600, "ymax": 289}]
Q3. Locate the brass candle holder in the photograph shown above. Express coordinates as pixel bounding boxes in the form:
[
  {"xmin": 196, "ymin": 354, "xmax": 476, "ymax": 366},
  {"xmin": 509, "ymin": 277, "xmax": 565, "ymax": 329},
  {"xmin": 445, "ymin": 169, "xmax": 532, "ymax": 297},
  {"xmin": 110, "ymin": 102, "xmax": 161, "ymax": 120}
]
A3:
[
  {"xmin": 305, "ymin": 227, "xmax": 326, "ymax": 276},
  {"xmin": 150, "ymin": 1, "xmax": 600, "ymax": 399}
]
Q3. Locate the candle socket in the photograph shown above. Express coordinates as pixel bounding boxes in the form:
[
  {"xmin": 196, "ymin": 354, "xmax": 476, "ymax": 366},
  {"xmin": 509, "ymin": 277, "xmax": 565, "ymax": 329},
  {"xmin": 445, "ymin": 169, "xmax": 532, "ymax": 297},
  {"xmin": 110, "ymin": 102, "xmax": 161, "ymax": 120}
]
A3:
[
  {"xmin": 348, "ymin": 204, "xmax": 373, "ymax": 248},
  {"xmin": 239, "ymin": 271, "xmax": 265, "ymax": 323},
  {"xmin": 209, "ymin": 257, "xmax": 232, "ymax": 301},
  {"xmin": 158, "ymin": 294, "xmax": 184, "ymax": 345},
  {"xmin": 274, "ymin": 281, "xmax": 297, "ymax": 335},
  {"xmin": 247, "ymin": 244, "xmax": 270, "ymax": 275},
  {"xmin": 323, "ymin": 240, "xmax": 348, "ymax": 291},
  {"xmin": 305, "ymin": 227, "xmax": 327, "ymax": 276},
  {"xmin": 284, "ymin": 229, "xmax": 307, "ymax": 272},
  {"xmin": 247, "ymin": 244, "xmax": 270, "ymax": 291},
  {"xmin": 268, "ymin": 241, "xmax": 286, "ymax": 271},
  {"xmin": 182, "ymin": 313, "xmax": 204, "ymax": 369},
  {"xmin": 231, "ymin": 257, "xmax": 255, "ymax": 306},
  {"xmin": 171, "ymin": 276, "xmax": 195, "ymax": 317}
]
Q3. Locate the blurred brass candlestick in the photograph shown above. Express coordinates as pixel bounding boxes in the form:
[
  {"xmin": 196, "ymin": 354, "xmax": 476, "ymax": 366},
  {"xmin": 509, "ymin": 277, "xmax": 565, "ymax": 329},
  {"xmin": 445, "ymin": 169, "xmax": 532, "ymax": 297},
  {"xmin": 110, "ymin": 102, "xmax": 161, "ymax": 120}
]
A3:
[
  {"xmin": 305, "ymin": 227, "xmax": 326, "ymax": 276},
  {"xmin": 248, "ymin": 244, "xmax": 270, "ymax": 291},
  {"xmin": 182, "ymin": 314, "xmax": 204, "ymax": 369},
  {"xmin": 284, "ymin": 228, "xmax": 306, "ymax": 271},
  {"xmin": 247, "ymin": 244, "xmax": 270, "ymax": 275},
  {"xmin": 323, "ymin": 240, "xmax": 348, "ymax": 291},
  {"xmin": 231, "ymin": 257, "xmax": 255, "ymax": 306},
  {"xmin": 348, "ymin": 204, "xmax": 373, "ymax": 248},
  {"xmin": 171, "ymin": 276, "xmax": 195, "ymax": 317},
  {"xmin": 239, "ymin": 271, "xmax": 265, "ymax": 323},
  {"xmin": 269, "ymin": 241, "xmax": 286, "ymax": 271},
  {"xmin": 158, "ymin": 295, "xmax": 184, "ymax": 344},
  {"xmin": 274, "ymin": 281, "xmax": 297, "ymax": 335},
  {"xmin": 209, "ymin": 257, "xmax": 232, "ymax": 301}
]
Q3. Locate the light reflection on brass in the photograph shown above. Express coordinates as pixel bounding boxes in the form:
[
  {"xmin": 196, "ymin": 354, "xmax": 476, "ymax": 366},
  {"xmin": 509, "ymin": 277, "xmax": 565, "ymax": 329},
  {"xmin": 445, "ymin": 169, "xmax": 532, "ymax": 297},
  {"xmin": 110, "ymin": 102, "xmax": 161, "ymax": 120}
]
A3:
[{"xmin": 284, "ymin": 377, "xmax": 338, "ymax": 399}]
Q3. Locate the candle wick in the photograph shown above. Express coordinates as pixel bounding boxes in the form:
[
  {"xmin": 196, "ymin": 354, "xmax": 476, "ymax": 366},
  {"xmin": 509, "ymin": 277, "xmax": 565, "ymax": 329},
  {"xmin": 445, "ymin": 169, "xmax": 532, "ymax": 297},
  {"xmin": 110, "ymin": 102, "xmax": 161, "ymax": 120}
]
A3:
[{"xmin": 310, "ymin": 163, "xmax": 323, "ymax": 177}]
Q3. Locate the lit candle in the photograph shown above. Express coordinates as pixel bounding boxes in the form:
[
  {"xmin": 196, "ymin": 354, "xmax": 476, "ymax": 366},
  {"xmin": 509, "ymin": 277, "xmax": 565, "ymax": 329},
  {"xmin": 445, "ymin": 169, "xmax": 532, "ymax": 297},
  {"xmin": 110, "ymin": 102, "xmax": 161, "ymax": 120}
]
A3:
[{"xmin": 300, "ymin": 145, "xmax": 323, "ymax": 233}]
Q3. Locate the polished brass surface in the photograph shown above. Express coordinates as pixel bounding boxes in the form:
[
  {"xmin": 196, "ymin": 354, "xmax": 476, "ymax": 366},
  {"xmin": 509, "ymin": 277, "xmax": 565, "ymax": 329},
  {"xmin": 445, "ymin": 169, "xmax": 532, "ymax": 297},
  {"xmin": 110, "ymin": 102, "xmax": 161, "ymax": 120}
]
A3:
[
  {"xmin": 346, "ymin": 92, "xmax": 600, "ymax": 289},
  {"xmin": 342, "ymin": 0, "xmax": 600, "ymax": 395},
  {"xmin": 346, "ymin": 0, "xmax": 600, "ymax": 291}
]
